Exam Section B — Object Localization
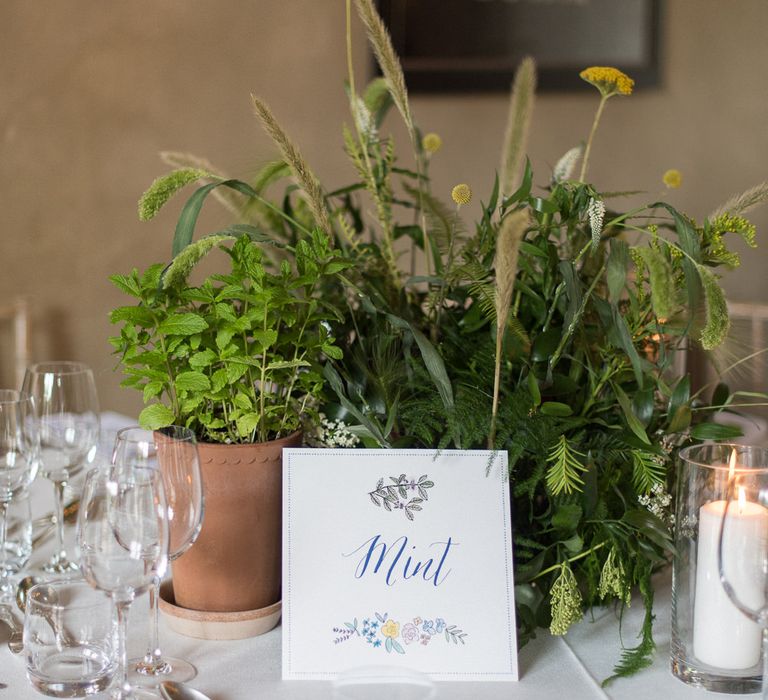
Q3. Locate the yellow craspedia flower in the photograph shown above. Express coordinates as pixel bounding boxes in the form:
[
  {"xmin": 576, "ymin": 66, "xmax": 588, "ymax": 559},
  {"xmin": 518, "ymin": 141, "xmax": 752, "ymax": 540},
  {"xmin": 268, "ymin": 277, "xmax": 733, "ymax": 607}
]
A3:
[
  {"xmin": 663, "ymin": 169, "xmax": 682, "ymax": 189},
  {"xmin": 579, "ymin": 66, "xmax": 634, "ymax": 97},
  {"xmin": 451, "ymin": 183, "xmax": 472, "ymax": 206},
  {"xmin": 422, "ymin": 132, "xmax": 442, "ymax": 154}
]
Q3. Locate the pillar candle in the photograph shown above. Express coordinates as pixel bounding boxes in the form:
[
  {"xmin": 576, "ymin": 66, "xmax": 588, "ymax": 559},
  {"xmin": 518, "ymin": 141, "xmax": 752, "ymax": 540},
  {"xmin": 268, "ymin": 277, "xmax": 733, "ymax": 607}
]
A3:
[{"xmin": 692, "ymin": 493, "xmax": 768, "ymax": 669}]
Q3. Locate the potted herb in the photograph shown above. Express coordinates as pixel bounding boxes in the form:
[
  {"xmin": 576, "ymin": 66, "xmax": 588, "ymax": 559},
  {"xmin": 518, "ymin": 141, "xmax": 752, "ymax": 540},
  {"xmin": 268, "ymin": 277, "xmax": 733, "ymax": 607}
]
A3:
[{"xmin": 109, "ymin": 193, "xmax": 350, "ymax": 618}]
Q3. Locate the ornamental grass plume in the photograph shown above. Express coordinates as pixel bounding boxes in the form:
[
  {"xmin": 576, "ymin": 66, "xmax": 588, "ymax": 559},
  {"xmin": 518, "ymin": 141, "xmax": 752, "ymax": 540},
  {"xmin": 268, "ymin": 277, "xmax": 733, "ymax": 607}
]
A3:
[
  {"xmin": 578, "ymin": 66, "xmax": 634, "ymax": 182},
  {"xmin": 500, "ymin": 56, "xmax": 537, "ymax": 196},
  {"xmin": 251, "ymin": 95, "xmax": 334, "ymax": 236}
]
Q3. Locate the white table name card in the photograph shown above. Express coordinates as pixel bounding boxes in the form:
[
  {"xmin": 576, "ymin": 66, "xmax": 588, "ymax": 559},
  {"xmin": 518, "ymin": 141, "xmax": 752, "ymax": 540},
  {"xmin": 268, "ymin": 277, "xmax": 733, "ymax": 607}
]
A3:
[{"xmin": 282, "ymin": 449, "xmax": 518, "ymax": 682}]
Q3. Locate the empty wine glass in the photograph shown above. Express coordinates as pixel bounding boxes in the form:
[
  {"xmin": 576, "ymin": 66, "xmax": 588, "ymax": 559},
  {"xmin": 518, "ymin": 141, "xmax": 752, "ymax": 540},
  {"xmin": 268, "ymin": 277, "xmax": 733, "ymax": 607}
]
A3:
[
  {"xmin": 0, "ymin": 390, "xmax": 38, "ymax": 602},
  {"xmin": 717, "ymin": 446, "xmax": 768, "ymax": 698},
  {"xmin": 113, "ymin": 426, "xmax": 204, "ymax": 684},
  {"xmin": 22, "ymin": 361, "xmax": 100, "ymax": 574},
  {"xmin": 77, "ymin": 464, "xmax": 169, "ymax": 700}
]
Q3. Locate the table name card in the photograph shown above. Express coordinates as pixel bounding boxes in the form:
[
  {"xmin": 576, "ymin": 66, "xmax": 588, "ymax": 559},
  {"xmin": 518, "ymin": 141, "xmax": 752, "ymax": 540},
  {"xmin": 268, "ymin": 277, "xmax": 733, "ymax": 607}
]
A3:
[{"xmin": 282, "ymin": 449, "xmax": 518, "ymax": 681}]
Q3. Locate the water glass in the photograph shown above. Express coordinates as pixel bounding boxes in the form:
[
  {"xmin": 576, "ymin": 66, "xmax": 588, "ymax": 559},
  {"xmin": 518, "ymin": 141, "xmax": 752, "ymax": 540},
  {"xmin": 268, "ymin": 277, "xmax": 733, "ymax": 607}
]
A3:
[{"xmin": 24, "ymin": 579, "xmax": 117, "ymax": 697}]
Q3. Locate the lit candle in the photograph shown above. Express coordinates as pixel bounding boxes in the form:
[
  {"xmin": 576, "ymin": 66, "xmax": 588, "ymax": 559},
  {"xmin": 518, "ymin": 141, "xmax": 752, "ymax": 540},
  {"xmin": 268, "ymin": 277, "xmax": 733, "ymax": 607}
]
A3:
[{"xmin": 692, "ymin": 450, "xmax": 768, "ymax": 669}]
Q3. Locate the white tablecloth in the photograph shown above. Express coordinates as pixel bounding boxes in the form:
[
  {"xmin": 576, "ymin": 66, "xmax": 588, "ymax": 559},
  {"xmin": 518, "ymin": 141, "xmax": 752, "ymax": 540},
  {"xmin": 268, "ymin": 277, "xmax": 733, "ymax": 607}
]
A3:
[{"xmin": 0, "ymin": 414, "xmax": 752, "ymax": 699}]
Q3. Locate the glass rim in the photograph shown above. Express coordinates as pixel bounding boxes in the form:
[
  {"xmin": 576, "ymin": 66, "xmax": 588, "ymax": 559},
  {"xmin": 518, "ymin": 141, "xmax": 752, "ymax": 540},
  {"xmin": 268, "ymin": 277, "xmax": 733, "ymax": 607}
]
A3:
[
  {"xmin": 26, "ymin": 361, "xmax": 93, "ymax": 376},
  {"xmin": 26, "ymin": 579, "xmax": 108, "ymax": 611},
  {"xmin": 678, "ymin": 442, "xmax": 768, "ymax": 473},
  {"xmin": 115, "ymin": 425, "xmax": 196, "ymax": 443}
]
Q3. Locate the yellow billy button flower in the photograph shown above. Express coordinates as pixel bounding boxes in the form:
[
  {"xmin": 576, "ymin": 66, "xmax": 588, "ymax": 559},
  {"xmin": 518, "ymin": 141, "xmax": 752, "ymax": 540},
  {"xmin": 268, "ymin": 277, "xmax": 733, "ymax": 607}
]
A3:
[
  {"xmin": 663, "ymin": 168, "xmax": 682, "ymax": 189},
  {"xmin": 422, "ymin": 132, "xmax": 442, "ymax": 154},
  {"xmin": 381, "ymin": 619, "xmax": 400, "ymax": 638},
  {"xmin": 579, "ymin": 66, "xmax": 635, "ymax": 98},
  {"xmin": 451, "ymin": 183, "xmax": 472, "ymax": 206}
]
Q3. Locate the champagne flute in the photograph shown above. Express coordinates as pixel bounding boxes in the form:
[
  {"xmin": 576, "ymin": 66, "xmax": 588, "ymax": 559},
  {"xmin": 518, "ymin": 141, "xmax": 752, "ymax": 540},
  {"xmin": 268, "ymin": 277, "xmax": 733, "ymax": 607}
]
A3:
[
  {"xmin": 113, "ymin": 426, "xmax": 204, "ymax": 684},
  {"xmin": 0, "ymin": 390, "xmax": 38, "ymax": 602},
  {"xmin": 716, "ymin": 446, "xmax": 768, "ymax": 698},
  {"xmin": 22, "ymin": 361, "xmax": 100, "ymax": 573},
  {"xmin": 77, "ymin": 464, "xmax": 169, "ymax": 700}
]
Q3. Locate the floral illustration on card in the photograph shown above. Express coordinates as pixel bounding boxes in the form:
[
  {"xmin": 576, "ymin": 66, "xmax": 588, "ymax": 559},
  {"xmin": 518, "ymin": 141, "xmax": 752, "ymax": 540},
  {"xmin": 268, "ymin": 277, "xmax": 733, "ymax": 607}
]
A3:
[
  {"xmin": 368, "ymin": 474, "xmax": 434, "ymax": 520},
  {"xmin": 333, "ymin": 611, "xmax": 467, "ymax": 652}
]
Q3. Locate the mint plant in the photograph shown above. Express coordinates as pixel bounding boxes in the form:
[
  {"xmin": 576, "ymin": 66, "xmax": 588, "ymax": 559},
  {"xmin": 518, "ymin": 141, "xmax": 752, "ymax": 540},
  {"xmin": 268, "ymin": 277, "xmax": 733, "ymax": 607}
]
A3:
[{"xmin": 109, "ymin": 230, "xmax": 351, "ymax": 444}]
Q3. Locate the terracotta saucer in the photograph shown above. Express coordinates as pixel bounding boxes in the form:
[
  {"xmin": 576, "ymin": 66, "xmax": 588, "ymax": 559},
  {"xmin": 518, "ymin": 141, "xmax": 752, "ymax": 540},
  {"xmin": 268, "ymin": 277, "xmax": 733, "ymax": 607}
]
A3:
[{"xmin": 158, "ymin": 580, "xmax": 281, "ymax": 640}]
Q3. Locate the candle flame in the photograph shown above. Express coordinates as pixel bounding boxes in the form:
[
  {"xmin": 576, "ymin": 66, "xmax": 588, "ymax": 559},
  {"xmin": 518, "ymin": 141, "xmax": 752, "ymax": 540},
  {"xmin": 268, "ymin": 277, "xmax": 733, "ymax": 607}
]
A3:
[{"xmin": 738, "ymin": 485, "xmax": 747, "ymax": 514}]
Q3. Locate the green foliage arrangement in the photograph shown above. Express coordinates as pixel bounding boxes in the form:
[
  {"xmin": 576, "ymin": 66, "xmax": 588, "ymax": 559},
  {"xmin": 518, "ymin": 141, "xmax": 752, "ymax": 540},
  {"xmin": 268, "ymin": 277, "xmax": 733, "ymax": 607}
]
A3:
[
  {"xmin": 109, "ymin": 228, "xmax": 351, "ymax": 444},
  {"xmin": 111, "ymin": 0, "xmax": 768, "ymax": 680}
]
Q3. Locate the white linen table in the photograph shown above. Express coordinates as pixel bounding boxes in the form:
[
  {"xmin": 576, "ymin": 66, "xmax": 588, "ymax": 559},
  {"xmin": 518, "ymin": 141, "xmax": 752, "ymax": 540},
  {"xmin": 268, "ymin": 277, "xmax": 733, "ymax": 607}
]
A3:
[{"xmin": 0, "ymin": 413, "xmax": 751, "ymax": 699}]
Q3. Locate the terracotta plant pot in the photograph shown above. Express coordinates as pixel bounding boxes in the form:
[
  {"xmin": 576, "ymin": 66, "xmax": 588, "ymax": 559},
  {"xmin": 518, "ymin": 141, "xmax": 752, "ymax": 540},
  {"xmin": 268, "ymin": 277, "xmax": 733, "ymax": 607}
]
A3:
[{"xmin": 170, "ymin": 430, "xmax": 301, "ymax": 615}]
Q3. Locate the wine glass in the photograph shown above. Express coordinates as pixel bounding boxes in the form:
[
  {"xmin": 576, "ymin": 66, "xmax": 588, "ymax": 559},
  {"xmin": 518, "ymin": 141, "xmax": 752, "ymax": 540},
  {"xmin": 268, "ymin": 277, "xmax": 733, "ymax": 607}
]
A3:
[
  {"xmin": 22, "ymin": 361, "xmax": 100, "ymax": 574},
  {"xmin": 716, "ymin": 446, "xmax": 768, "ymax": 698},
  {"xmin": 0, "ymin": 390, "xmax": 38, "ymax": 602},
  {"xmin": 77, "ymin": 464, "xmax": 169, "ymax": 700},
  {"xmin": 113, "ymin": 426, "xmax": 204, "ymax": 684}
]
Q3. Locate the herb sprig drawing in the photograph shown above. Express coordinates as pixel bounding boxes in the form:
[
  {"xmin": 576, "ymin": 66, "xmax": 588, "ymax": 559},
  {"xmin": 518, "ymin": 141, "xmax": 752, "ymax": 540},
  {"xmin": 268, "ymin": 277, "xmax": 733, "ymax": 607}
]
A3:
[
  {"xmin": 333, "ymin": 611, "xmax": 467, "ymax": 653},
  {"xmin": 368, "ymin": 474, "xmax": 434, "ymax": 520}
]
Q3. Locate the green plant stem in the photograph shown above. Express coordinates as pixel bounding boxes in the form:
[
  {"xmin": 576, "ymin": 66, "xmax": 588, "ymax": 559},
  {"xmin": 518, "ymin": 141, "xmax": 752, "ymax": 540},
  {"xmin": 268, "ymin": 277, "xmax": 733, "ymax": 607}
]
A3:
[
  {"xmin": 579, "ymin": 95, "xmax": 608, "ymax": 183},
  {"xmin": 548, "ymin": 260, "xmax": 607, "ymax": 372},
  {"xmin": 532, "ymin": 541, "xmax": 608, "ymax": 582},
  {"xmin": 581, "ymin": 357, "xmax": 620, "ymax": 416}
]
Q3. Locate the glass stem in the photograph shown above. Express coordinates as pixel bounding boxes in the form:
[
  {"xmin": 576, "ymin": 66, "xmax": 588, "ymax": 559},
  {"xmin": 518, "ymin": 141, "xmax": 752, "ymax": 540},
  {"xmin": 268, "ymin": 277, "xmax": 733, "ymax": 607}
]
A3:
[
  {"xmin": 53, "ymin": 480, "xmax": 67, "ymax": 557},
  {"xmin": 115, "ymin": 600, "xmax": 132, "ymax": 698},
  {"xmin": 0, "ymin": 500, "xmax": 8, "ymax": 583},
  {"xmin": 146, "ymin": 575, "xmax": 162, "ymax": 665},
  {"xmin": 762, "ymin": 626, "xmax": 768, "ymax": 700}
]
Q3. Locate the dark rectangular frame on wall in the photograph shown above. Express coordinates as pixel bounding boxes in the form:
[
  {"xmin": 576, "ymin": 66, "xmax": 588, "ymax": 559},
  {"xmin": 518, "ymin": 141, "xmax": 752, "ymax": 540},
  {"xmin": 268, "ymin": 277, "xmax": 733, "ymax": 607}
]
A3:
[{"xmin": 377, "ymin": 0, "xmax": 662, "ymax": 93}]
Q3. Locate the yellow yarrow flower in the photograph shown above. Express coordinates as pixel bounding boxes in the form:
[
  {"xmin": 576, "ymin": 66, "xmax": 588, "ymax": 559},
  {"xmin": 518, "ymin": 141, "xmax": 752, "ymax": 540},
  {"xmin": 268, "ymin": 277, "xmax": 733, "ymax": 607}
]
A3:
[
  {"xmin": 451, "ymin": 183, "xmax": 472, "ymax": 206},
  {"xmin": 422, "ymin": 132, "xmax": 442, "ymax": 154},
  {"xmin": 579, "ymin": 66, "xmax": 634, "ymax": 97},
  {"xmin": 663, "ymin": 169, "xmax": 682, "ymax": 189}
]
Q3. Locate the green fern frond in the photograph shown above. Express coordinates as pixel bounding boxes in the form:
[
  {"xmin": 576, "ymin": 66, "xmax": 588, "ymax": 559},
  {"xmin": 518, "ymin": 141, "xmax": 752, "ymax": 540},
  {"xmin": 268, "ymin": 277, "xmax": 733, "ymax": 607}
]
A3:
[
  {"xmin": 138, "ymin": 168, "xmax": 212, "ymax": 221},
  {"xmin": 602, "ymin": 567, "xmax": 656, "ymax": 686},
  {"xmin": 162, "ymin": 235, "xmax": 235, "ymax": 289},
  {"xmin": 630, "ymin": 449, "xmax": 665, "ymax": 494},
  {"xmin": 696, "ymin": 263, "xmax": 730, "ymax": 349},
  {"xmin": 469, "ymin": 280, "xmax": 497, "ymax": 323},
  {"xmin": 546, "ymin": 435, "xmax": 587, "ymax": 496}
]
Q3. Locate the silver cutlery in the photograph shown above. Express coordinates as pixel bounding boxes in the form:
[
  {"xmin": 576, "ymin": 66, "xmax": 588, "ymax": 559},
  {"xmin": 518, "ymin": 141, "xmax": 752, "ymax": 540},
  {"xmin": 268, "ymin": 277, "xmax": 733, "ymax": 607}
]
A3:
[
  {"xmin": 0, "ymin": 605, "xmax": 23, "ymax": 655},
  {"xmin": 160, "ymin": 680, "xmax": 213, "ymax": 700}
]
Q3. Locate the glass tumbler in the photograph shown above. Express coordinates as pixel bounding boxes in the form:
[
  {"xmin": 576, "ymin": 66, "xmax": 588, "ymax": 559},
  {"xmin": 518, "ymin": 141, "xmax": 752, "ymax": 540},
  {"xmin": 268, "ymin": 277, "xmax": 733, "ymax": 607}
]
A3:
[
  {"xmin": 671, "ymin": 443, "xmax": 767, "ymax": 693},
  {"xmin": 24, "ymin": 579, "xmax": 117, "ymax": 697}
]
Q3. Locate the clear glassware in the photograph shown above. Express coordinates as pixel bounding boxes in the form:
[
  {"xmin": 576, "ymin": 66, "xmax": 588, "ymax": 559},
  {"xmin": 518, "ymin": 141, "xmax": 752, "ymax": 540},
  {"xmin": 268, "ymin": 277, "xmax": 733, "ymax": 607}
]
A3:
[
  {"xmin": 717, "ymin": 445, "xmax": 768, "ymax": 699},
  {"xmin": 0, "ymin": 389, "xmax": 38, "ymax": 602},
  {"xmin": 113, "ymin": 426, "xmax": 204, "ymax": 684},
  {"xmin": 672, "ymin": 443, "xmax": 766, "ymax": 693},
  {"xmin": 24, "ymin": 578, "xmax": 117, "ymax": 697},
  {"xmin": 77, "ymin": 465, "xmax": 169, "ymax": 700},
  {"xmin": 22, "ymin": 361, "xmax": 100, "ymax": 574},
  {"xmin": 3, "ymin": 486, "xmax": 32, "ymax": 574},
  {"xmin": 332, "ymin": 666, "xmax": 436, "ymax": 700}
]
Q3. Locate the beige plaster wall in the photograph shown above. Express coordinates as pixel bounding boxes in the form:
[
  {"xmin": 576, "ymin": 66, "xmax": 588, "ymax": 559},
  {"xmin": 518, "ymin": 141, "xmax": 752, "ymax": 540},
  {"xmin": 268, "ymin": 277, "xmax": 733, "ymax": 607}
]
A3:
[{"xmin": 1, "ymin": 0, "xmax": 767, "ymax": 416}]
